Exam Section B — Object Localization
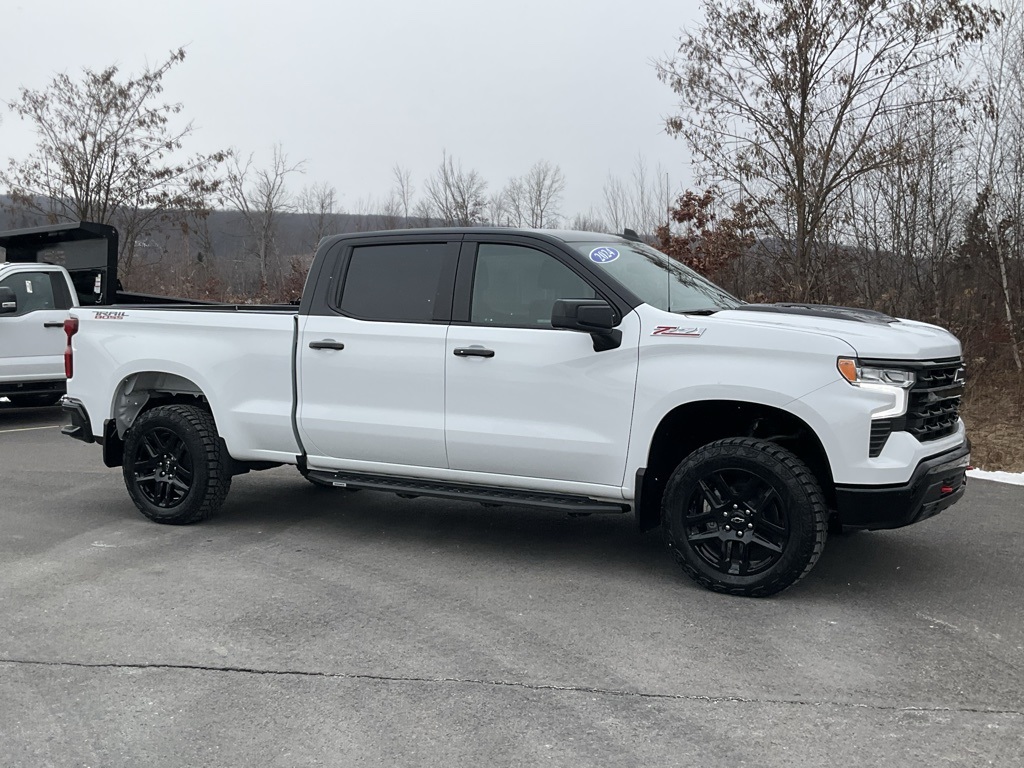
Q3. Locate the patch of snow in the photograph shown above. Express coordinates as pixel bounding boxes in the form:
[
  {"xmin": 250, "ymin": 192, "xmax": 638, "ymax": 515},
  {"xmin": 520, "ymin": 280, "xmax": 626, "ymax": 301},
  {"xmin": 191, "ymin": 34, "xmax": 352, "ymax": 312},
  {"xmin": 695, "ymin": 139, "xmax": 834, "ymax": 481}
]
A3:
[{"xmin": 967, "ymin": 469, "xmax": 1024, "ymax": 486}]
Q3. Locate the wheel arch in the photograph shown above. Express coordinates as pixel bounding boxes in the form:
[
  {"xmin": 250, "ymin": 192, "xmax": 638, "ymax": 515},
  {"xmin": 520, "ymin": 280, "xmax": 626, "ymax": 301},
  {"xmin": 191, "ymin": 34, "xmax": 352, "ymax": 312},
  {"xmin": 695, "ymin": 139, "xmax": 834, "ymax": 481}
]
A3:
[
  {"xmin": 105, "ymin": 371, "xmax": 279, "ymax": 476},
  {"xmin": 635, "ymin": 400, "xmax": 835, "ymax": 532},
  {"xmin": 112, "ymin": 371, "xmax": 211, "ymax": 437},
  {"xmin": 101, "ymin": 372, "xmax": 214, "ymax": 469}
]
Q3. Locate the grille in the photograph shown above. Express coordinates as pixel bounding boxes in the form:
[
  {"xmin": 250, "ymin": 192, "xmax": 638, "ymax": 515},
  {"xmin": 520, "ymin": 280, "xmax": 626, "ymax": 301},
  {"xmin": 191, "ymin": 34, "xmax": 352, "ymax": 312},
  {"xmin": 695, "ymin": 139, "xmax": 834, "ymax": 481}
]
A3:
[
  {"xmin": 904, "ymin": 360, "xmax": 964, "ymax": 442},
  {"xmin": 863, "ymin": 358, "xmax": 964, "ymax": 456}
]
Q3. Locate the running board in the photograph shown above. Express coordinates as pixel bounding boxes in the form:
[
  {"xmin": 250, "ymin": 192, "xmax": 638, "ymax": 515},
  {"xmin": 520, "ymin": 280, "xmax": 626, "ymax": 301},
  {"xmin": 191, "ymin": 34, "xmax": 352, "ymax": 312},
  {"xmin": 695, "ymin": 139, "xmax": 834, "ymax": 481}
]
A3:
[{"xmin": 305, "ymin": 470, "xmax": 629, "ymax": 514}]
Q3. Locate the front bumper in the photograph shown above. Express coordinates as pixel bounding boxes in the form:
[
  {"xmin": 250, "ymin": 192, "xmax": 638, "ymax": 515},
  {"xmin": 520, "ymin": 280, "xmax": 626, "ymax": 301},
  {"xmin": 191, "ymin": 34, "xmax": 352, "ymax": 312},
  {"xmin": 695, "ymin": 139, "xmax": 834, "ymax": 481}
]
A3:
[
  {"xmin": 61, "ymin": 397, "xmax": 94, "ymax": 443},
  {"xmin": 834, "ymin": 442, "xmax": 970, "ymax": 530}
]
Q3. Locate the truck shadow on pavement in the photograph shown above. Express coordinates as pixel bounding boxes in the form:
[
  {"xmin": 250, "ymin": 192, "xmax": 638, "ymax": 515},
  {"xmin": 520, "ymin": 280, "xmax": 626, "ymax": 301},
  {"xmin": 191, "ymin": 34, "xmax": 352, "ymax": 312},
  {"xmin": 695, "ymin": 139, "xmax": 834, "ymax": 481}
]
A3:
[
  {"xmin": 0, "ymin": 401, "xmax": 64, "ymax": 429},
  {"xmin": 201, "ymin": 469, "xmax": 954, "ymax": 598},
  {"xmin": 225, "ymin": 472, "xmax": 674, "ymax": 573}
]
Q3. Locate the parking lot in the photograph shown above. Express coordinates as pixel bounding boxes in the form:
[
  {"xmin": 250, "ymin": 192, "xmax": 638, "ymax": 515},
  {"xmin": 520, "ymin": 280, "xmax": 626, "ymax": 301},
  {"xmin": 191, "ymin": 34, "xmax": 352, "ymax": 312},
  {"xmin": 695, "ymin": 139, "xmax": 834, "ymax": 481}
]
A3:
[{"xmin": 1, "ymin": 402, "xmax": 1022, "ymax": 767}]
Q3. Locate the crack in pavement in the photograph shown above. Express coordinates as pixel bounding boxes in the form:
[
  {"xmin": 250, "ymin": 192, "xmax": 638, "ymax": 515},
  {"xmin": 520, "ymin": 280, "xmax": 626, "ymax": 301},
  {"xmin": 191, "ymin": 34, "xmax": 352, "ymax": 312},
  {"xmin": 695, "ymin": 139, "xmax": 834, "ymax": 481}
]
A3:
[{"xmin": 2, "ymin": 657, "xmax": 1021, "ymax": 717}]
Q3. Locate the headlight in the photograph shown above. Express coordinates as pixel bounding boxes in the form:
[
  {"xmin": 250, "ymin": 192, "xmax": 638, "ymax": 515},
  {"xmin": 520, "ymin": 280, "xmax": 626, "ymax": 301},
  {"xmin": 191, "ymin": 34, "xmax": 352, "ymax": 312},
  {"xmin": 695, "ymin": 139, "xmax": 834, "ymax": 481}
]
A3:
[{"xmin": 837, "ymin": 358, "xmax": 915, "ymax": 419}]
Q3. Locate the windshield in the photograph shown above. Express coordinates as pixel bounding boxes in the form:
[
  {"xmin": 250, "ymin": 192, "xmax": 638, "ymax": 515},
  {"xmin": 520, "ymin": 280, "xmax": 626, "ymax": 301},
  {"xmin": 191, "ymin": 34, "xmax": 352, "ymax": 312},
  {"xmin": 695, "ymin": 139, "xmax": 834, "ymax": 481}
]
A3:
[{"xmin": 568, "ymin": 241, "xmax": 742, "ymax": 313}]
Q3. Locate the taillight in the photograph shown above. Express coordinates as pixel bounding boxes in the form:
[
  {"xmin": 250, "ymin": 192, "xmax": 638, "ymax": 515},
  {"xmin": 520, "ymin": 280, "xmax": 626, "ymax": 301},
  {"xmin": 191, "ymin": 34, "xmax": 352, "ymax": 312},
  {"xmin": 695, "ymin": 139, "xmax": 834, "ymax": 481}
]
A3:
[{"xmin": 64, "ymin": 317, "xmax": 79, "ymax": 379}]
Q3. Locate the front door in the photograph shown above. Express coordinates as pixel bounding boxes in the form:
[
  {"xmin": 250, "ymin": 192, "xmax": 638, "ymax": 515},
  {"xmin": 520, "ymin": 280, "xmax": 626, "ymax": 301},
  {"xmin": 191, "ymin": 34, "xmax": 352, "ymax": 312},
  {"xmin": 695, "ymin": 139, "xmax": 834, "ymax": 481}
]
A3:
[
  {"xmin": 445, "ymin": 241, "xmax": 640, "ymax": 487},
  {"xmin": 0, "ymin": 269, "xmax": 73, "ymax": 388}
]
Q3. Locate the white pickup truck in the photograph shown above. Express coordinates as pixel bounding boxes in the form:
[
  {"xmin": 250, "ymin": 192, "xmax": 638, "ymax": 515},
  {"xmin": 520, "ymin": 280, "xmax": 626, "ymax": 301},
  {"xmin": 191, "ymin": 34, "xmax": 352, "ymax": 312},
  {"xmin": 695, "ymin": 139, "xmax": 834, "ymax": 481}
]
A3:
[
  {"xmin": 1, "ymin": 222, "xmax": 198, "ymax": 406},
  {"xmin": 0, "ymin": 260, "xmax": 79, "ymax": 406},
  {"xmin": 61, "ymin": 228, "xmax": 970, "ymax": 596}
]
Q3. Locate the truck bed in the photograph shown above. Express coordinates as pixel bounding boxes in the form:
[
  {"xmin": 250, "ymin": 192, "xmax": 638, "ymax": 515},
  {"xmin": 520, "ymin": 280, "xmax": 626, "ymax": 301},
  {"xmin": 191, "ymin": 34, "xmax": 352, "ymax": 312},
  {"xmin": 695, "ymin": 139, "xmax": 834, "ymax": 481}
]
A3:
[{"xmin": 69, "ymin": 306, "xmax": 301, "ymax": 463}]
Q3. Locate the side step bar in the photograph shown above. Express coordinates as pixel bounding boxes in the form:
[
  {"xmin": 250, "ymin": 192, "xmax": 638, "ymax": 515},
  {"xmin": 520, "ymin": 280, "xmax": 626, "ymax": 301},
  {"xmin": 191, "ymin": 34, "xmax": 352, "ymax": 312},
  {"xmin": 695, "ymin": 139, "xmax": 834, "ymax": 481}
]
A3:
[{"xmin": 305, "ymin": 470, "xmax": 629, "ymax": 514}]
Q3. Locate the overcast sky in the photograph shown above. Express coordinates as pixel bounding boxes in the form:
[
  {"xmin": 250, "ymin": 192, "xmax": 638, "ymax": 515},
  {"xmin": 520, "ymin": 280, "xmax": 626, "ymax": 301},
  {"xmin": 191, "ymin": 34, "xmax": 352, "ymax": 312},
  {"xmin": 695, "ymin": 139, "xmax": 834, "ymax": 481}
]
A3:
[{"xmin": 0, "ymin": 0, "xmax": 703, "ymax": 220}]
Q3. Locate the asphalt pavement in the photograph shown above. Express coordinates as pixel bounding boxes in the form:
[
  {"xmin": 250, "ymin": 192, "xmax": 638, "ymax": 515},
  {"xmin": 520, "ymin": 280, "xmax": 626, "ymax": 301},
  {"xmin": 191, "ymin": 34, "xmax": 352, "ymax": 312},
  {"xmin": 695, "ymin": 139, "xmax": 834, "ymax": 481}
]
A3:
[{"xmin": 1, "ymin": 403, "xmax": 1022, "ymax": 767}]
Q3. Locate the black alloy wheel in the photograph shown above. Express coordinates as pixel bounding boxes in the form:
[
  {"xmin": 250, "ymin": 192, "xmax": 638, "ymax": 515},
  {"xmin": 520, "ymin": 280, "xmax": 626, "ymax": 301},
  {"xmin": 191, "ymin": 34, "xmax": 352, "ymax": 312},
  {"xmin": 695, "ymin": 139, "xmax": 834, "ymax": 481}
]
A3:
[
  {"xmin": 683, "ymin": 467, "xmax": 790, "ymax": 577},
  {"xmin": 131, "ymin": 425, "xmax": 193, "ymax": 508},
  {"xmin": 662, "ymin": 437, "xmax": 828, "ymax": 597}
]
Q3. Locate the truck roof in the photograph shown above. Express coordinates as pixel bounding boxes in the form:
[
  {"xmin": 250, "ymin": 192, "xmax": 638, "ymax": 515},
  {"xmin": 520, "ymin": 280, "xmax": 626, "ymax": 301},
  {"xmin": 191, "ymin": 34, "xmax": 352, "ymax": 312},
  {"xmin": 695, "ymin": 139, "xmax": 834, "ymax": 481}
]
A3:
[{"xmin": 319, "ymin": 227, "xmax": 633, "ymax": 249}]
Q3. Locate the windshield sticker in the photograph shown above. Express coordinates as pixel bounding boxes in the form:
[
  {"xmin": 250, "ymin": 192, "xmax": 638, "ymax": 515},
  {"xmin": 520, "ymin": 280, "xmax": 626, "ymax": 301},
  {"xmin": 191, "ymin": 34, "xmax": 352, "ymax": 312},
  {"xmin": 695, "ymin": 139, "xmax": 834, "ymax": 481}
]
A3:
[
  {"xmin": 652, "ymin": 326, "xmax": 705, "ymax": 337},
  {"xmin": 589, "ymin": 247, "xmax": 620, "ymax": 264}
]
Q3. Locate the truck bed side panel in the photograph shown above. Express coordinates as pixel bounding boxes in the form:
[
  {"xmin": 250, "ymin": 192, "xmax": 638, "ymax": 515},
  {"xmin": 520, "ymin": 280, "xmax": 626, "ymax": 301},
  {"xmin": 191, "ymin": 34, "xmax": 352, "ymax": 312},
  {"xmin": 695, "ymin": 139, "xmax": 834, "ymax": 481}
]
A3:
[{"xmin": 69, "ymin": 308, "xmax": 300, "ymax": 463}]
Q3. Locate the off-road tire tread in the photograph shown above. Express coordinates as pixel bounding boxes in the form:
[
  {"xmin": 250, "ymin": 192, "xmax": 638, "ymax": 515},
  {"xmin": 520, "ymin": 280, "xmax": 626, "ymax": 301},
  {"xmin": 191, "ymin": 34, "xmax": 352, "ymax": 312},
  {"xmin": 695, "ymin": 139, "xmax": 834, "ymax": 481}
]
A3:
[
  {"xmin": 123, "ymin": 404, "xmax": 230, "ymax": 525},
  {"xmin": 661, "ymin": 437, "xmax": 828, "ymax": 597}
]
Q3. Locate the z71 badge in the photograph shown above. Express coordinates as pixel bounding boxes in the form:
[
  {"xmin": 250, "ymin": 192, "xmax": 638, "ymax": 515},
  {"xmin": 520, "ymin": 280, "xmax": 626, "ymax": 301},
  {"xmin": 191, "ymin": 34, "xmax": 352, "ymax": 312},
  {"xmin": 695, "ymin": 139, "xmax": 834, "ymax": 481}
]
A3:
[
  {"xmin": 93, "ymin": 311, "xmax": 127, "ymax": 320},
  {"xmin": 652, "ymin": 326, "xmax": 705, "ymax": 337}
]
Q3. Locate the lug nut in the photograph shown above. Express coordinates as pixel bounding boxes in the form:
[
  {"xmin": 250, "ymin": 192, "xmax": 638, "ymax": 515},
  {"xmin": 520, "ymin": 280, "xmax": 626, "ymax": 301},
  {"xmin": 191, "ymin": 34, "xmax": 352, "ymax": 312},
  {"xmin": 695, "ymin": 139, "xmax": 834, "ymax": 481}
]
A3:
[
  {"xmin": 747, "ymin": 523, "xmax": 753, "ymax": 529},
  {"xmin": 725, "ymin": 525, "xmax": 731, "ymax": 531}
]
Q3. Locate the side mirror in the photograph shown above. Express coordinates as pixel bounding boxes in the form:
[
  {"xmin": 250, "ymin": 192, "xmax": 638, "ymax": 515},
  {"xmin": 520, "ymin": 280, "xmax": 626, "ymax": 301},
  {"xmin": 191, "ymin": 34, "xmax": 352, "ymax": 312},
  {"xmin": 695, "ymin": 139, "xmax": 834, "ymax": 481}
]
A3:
[
  {"xmin": 0, "ymin": 286, "xmax": 17, "ymax": 315},
  {"xmin": 551, "ymin": 299, "xmax": 622, "ymax": 351},
  {"xmin": 552, "ymin": 299, "xmax": 616, "ymax": 331}
]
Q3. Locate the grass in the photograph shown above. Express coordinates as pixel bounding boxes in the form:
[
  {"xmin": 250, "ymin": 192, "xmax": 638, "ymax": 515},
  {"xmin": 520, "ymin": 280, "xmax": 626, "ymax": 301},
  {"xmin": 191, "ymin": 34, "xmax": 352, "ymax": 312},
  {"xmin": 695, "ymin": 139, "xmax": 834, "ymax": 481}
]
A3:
[{"xmin": 960, "ymin": 370, "xmax": 1024, "ymax": 473}]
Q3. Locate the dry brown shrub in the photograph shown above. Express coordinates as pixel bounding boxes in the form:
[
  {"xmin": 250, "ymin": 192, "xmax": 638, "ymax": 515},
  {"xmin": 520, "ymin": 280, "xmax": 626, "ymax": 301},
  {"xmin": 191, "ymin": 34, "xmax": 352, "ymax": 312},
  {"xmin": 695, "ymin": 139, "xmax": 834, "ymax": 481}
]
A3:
[{"xmin": 960, "ymin": 370, "xmax": 1024, "ymax": 472}]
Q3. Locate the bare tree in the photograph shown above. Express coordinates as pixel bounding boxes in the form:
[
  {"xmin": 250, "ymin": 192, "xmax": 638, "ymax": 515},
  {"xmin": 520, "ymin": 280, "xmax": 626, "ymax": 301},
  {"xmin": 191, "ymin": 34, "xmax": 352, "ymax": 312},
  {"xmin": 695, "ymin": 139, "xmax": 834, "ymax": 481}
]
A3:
[
  {"xmin": 504, "ymin": 160, "xmax": 567, "ymax": 228},
  {"xmin": 221, "ymin": 144, "xmax": 305, "ymax": 286},
  {"xmin": 602, "ymin": 156, "xmax": 674, "ymax": 238},
  {"xmin": 349, "ymin": 195, "xmax": 386, "ymax": 232},
  {"xmin": 568, "ymin": 210, "xmax": 609, "ymax": 232},
  {"xmin": 969, "ymin": 0, "xmax": 1024, "ymax": 369},
  {"xmin": 1, "ymin": 48, "xmax": 228, "ymax": 278},
  {"xmin": 297, "ymin": 181, "xmax": 341, "ymax": 252},
  {"xmin": 602, "ymin": 175, "xmax": 630, "ymax": 233},
  {"xmin": 657, "ymin": 0, "xmax": 1001, "ymax": 301},
  {"xmin": 391, "ymin": 164, "xmax": 415, "ymax": 222},
  {"xmin": 411, "ymin": 198, "xmax": 435, "ymax": 227},
  {"xmin": 424, "ymin": 151, "xmax": 488, "ymax": 226},
  {"xmin": 486, "ymin": 189, "xmax": 510, "ymax": 227}
]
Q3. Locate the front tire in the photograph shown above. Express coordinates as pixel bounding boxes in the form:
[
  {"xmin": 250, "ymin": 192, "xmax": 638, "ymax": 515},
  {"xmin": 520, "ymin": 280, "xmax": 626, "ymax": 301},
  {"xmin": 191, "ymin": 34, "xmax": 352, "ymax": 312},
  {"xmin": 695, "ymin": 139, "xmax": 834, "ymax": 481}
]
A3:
[
  {"xmin": 122, "ymin": 404, "xmax": 231, "ymax": 524},
  {"xmin": 662, "ymin": 437, "xmax": 827, "ymax": 597}
]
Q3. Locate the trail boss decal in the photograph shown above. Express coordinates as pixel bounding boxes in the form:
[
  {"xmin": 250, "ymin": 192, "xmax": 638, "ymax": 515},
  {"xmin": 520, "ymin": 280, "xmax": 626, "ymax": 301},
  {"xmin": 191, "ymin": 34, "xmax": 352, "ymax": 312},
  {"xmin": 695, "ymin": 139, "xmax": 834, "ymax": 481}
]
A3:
[
  {"xmin": 652, "ymin": 325, "xmax": 705, "ymax": 337},
  {"xmin": 93, "ymin": 311, "xmax": 127, "ymax": 320}
]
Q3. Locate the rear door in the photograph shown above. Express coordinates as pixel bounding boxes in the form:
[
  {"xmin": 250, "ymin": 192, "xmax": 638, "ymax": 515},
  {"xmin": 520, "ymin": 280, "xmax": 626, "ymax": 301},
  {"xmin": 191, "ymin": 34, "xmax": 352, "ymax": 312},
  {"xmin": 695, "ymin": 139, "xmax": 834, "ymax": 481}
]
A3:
[
  {"xmin": 0, "ymin": 268, "xmax": 75, "ymax": 386},
  {"xmin": 296, "ymin": 237, "xmax": 459, "ymax": 470},
  {"xmin": 444, "ymin": 239, "xmax": 640, "ymax": 487}
]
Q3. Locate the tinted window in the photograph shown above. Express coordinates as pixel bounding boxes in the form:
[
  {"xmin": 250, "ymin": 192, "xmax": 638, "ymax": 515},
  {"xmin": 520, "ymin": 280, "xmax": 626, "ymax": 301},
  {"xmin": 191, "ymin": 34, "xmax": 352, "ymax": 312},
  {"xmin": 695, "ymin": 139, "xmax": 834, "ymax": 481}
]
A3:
[
  {"xmin": 338, "ymin": 243, "xmax": 454, "ymax": 322},
  {"xmin": 471, "ymin": 244, "xmax": 597, "ymax": 327},
  {"xmin": 0, "ymin": 271, "xmax": 63, "ymax": 316}
]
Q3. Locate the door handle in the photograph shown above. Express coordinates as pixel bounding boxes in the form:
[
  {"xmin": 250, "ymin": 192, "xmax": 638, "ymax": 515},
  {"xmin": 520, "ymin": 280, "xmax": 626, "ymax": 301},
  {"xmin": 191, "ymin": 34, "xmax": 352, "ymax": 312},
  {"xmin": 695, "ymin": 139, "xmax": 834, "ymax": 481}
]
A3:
[
  {"xmin": 43, "ymin": 321, "xmax": 65, "ymax": 328},
  {"xmin": 309, "ymin": 340, "xmax": 345, "ymax": 350},
  {"xmin": 453, "ymin": 347, "xmax": 495, "ymax": 358}
]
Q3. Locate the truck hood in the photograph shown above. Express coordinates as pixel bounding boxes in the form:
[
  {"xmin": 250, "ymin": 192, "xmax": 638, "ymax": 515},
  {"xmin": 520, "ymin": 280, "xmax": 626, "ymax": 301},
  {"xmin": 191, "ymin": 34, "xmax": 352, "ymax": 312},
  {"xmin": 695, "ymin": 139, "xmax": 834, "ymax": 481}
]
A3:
[{"xmin": 712, "ymin": 304, "xmax": 961, "ymax": 361}]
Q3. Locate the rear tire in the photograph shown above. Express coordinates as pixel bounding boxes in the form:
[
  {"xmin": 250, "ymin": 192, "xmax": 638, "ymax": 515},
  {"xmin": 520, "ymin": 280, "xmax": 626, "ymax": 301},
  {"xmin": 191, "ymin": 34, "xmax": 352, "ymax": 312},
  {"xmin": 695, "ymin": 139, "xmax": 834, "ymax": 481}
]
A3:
[
  {"xmin": 122, "ymin": 404, "xmax": 231, "ymax": 524},
  {"xmin": 662, "ymin": 437, "xmax": 828, "ymax": 597}
]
